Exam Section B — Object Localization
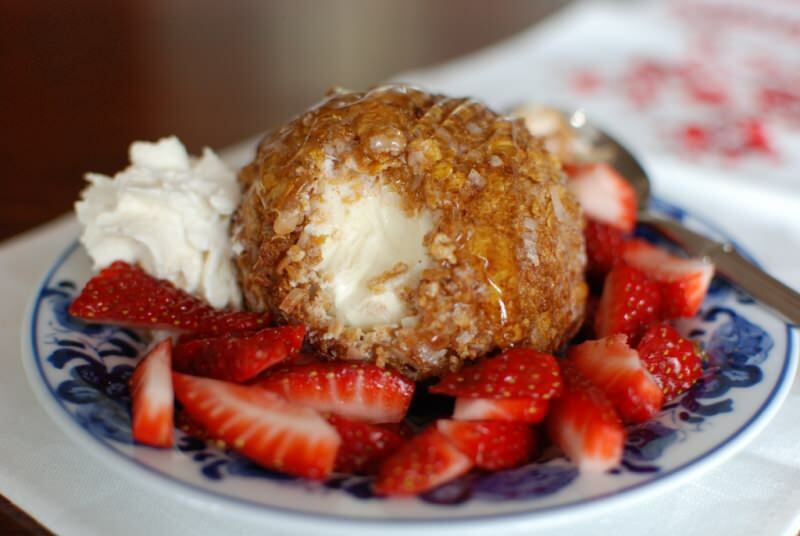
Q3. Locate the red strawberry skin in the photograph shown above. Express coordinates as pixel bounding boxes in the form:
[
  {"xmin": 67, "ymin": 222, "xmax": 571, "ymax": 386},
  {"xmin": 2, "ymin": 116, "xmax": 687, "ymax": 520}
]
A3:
[
  {"xmin": 258, "ymin": 362, "xmax": 415, "ymax": 423},
  {"xmin": 437, "ymin": 420, "xmax": 536, "ymax": 471},
  {"xmin": 546, "ymin": 361, "xmax": 625, "ymax": 472},
  {"xmin": 568, "ymin": 334, "xmax": 664, "ymax": 423},
  {"xmin": 585, "ymin": 219, "xmax": 627, "ymax": 279},
  {"xmin": 69, "ymin": 261, "xmax": 269, "ymax": 336},
  {"xmin": 595, "ymin": 264, "xmax": 662, "ymax": 344},
  {"xmin": 430, "ymin": 349, "xmax": 563, "ymax": 400},
  {"xmin": 623, "ymin": 239, "xmax": 714, "ymax": 318},
  {"xmin": 638, "ymin": 323, "xmax": 704, "ymax": 400},
  {"xmin": 328, "ymin": 415, "xmax": 406, "ymax": 475},
  {"xmin": 173, "ymin": 325, "xmax": 305, "ymax": 383},
  {"xmin": 374, "ymin": 427, "xmax": 473, "ymax": 496},
  {"xmin": 130, "ymin": 339, "xmax": 174, "ymax": 447},
  {"xmin": 172, "ymin": 373, "xmax": 340, "ymax": 479},
  {"xmin": 452, "ymin": 397, "xmax": 548, "ymax": 424},
  {"xmin": 565, "ymin": 162, "xmax": 638, "ymax": 233}
]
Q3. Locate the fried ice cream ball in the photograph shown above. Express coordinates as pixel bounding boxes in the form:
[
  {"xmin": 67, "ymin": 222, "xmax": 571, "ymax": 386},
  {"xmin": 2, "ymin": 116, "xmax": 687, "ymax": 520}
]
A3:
[{"xmin": 233, "ymin": 85, "xmax": 587, "ymax": 379}]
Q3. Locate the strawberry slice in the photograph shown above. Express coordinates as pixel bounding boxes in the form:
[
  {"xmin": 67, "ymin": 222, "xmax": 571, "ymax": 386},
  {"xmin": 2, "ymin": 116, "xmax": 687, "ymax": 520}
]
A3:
[
  {"xmin": 565, "ymin": 162, "xmax": 638, "ymax": 233},
  {"xmin": 637, "ymin": 323, "xmax": 704, "ymax": 400},
  {"xmin": 173, "ymin": 325, "xmax": 305, "ymax": 383},
  {"xmin": 546, "ymin": 360, "xmax": 625, "ymax": 472},
  {"xmin": 130, "ymin": 339, "xmax": 174, "ymax": 447},
  {"xmin": 258, "ymin": 362, "xmax": 415, "ymax": 423},
  {"xmin": 452, "ymin": 397, "xmax": 548, "ymax": 424},
  {"xmin": 172, "ymin": 373, "xmax": 340, "ymax": 479},
  {"xmin": 374, "ymin": 427, "xmax": 473, "ymax": 496},
  {"xmin": 585, "ymin": 218, "xmax": 627, "ymax": 279},
  {"xmin": 328, "ymin": 415, "xmax": 406, "ymax": 475},
  {"xmin": 437, "ymin": 420, "xmax": 536, "ymax": 471},
  {"xmin": 69, "ymin": 261, "xmax": 269, "ymax": 337},
  {"xmin": 175, "ymin": 408, "xmax": 216, "ymax": 442},
  {"xmin": 568, "ymin": 334, "xmax": 664, "ymax": 423},
  {"xmin": 429, "ymin": 349, "xmax": 563, "ymax": 400},
  {"xmin": 595, "ymin": 264, "xmax": 662, "ymax": 344},
  {"xmin": 622, "ymin": 239, "xmax": 714, "ymax": 318}
]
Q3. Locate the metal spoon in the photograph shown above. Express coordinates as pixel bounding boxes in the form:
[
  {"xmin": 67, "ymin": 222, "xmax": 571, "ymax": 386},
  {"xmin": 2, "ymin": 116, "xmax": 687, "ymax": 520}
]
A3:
[{"xmin": 562, "ymin": 108, "xmax": 800, "ymax": 325}]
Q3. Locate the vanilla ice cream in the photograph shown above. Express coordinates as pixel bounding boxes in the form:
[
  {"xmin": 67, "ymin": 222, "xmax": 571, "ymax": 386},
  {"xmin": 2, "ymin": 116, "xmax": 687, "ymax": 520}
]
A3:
[
  {"xmin": 75, "ymin": 136, "xmax": 242, "ymax": 309},
  {"xmin": 304, "ymin": 180, "xmax": 434, "ymax": 328}
]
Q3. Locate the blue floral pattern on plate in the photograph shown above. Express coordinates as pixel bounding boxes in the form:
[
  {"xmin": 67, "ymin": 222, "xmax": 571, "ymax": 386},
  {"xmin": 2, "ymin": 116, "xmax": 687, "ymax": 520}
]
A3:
[{"xmin": 23, "ymin": 200, "xmax": 798, "ymax": 525}]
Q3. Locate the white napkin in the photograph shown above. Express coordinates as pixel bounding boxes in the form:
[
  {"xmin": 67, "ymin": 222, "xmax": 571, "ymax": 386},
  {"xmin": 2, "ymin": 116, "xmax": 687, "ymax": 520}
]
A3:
[{"xmin": 2, "ymin": 1, "xmax": 799, "ymax": 535}]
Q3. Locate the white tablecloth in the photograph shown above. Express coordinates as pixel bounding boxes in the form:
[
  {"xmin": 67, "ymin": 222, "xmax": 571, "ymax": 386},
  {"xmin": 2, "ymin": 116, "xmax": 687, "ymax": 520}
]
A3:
[{"xmin": 2, "ymin": 1, "xmax": 799, "ymax": 534}]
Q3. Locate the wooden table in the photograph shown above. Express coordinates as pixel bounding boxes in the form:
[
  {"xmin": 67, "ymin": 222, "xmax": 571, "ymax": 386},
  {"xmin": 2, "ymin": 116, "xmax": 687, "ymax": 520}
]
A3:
[{"xmin": 0, "ymin": 1, "xmax": 569, "ymax": 532}]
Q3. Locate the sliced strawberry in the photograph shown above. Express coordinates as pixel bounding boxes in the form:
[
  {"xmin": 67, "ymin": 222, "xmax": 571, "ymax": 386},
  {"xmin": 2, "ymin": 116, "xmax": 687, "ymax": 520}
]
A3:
[
  {"xmin": 568, "ymin": 334, "xmax": 663, "ymax": 423},
  {"xmin": 637, "ymin": 323, "xmax": 704, "ymax": 400},
  {"xmin": 172, "ymin": 373, "xmax": 340, "ymax": 479},
  {"xmin": 258, "ymin": 362, "xmax": 415, "ymax": 423},
  {"xmin": 130, "ymin": 339, "xmax": 174, "ymax": 447},
  {"xmin": 173, "ymin": 325, "xmax": 305, "ymax": 383},
  {"xmin": 565, "ymin": 162, "xmax": 638, "ymax": 233},
  {"xmin": 430, "ymin": 349, "xmax": 563, "ymax": 400},
  {"xmin": 437, "ymin": 420, "xmax": 536, "ymax": 471},
  {"xmin": 175, "ymin": 408, "xmax": 216, "ymax": 442},
  {"xmin": 69, "ymin": 261, "xmax": 269, "ymax": 336},
  {"xmin": 452, "ymin": 397, "xmax": 548, "ymax": 424},
  {"xmin": 328, "ymin": 415, "xmax": 406, "ymax": 475},
  {"xmin": 282, "ymin": 352, "xmax": 323, "ymax": 367},
  {"xmin": 546, "ymin": 360, "xmax": 625, "ymax": 472},
  {"xmin": 622, "ymin": 239, "xmax": 714, "ymax": 318},
  {"xmin": 595, "ymin": 264, "xmax": 662, "ymax": 344},
  {"xmin": 585, "ymin": 218, "xmax": 627, "ymax": 279},
  {"xmin": 374, "ymin": 427, "xmax": 473, "ymax": 496},
  {"xmin": 380, "ymin": 421, "xmax": 415, "ymax": 440}
]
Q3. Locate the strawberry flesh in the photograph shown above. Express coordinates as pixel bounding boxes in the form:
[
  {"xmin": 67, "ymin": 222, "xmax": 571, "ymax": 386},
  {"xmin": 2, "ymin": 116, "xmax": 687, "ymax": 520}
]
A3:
[
  {"xmin": 430, "ymin": 348, "xmax": 563, "ymax": 400},
  {"xmin": 437, "ymin": 419, "xmax": 536, "ymax": 471},
  {"xmin": 130, "ymin": 338, "xmax": 174, "ymax": 447},
  {"xmin": 568, "ymin": 334, "xmax": 664, "ymax": 423},
  {"xmin": 69, "ymin": 261, "xmax": 269, "ymax": 337},
  {"xmin": 329, "ymin": 415, "xmax": 406, "ymax": 475},
  {"xmin": 637, "ymin": 323, "xmax": 704, "ymax": 400},
  {"xmin": 452, "ymin": 397, "xmax": 548, "ymax": 424},
  {"xmin": 546, "ymin": 360, "xmax": 625, "ymax": 472},
  {"xmin": 374, "ymin": 427, "xmax": 473, "ymax": 496},
  {"xmin": 622, "ymin": 239, "xmax": 714, "ymax": 318},
  {"xmin": 595, "ymin": 264, "xmax": 662, "ymax": 344},
  {"xmin": 585, "ymin": 218, "xmax": 627, "ymax": 280},
  {"xmin": 175, "ymin": 408, "xmax": 216, "ymax": 443},
  {"xmin": 258, "ymin": 362, "xmax": 415, "ymax": 423},
  {"xmin": 173, "ymin": 325, "xmax": 305, "ymax": 383},
  {"xmin": 172, "ymin": 373, "xmax": 340, "ymax": 479},
  {"xmin": 565, "ymin": 162, "xmax": 638, "ymax": 233}
]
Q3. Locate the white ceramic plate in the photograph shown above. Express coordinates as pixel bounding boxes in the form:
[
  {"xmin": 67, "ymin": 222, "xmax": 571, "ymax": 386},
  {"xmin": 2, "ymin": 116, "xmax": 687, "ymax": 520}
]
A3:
[{"xmin": 21, "ymin": 198, "xmax": 798, "ymax": 534}]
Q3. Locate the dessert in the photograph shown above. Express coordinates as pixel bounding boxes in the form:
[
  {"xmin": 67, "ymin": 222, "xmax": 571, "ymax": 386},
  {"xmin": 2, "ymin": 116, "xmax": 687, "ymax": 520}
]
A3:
[
  {"xmin": 233, "ymin": 85, "xmax": 587, "ymax": 379},
  {"xmin": 67, "ymin": 88, "xmax": 716, "ymax": 497}
]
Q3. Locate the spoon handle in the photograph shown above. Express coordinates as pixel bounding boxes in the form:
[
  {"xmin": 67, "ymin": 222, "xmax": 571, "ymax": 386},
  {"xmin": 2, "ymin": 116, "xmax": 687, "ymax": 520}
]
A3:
[{"xmin": 639, "ymin": 212, "xmax": 800, "ymax": 325}]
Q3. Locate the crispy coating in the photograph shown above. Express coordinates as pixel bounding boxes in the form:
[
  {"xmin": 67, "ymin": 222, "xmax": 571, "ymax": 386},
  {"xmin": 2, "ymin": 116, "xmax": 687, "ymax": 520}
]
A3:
[{"xmin": 233, "ymin": 85, "xmax": 587, "ymax": 379}]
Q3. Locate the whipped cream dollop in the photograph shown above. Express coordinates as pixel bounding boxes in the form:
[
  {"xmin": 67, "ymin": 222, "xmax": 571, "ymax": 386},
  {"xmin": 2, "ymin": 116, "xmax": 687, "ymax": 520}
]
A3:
[
  {"xmin": 305, "ymin": 180, "xmax": 434, "ymax": 328},
  {"xmin": 75, "ymin": 137, "xmax": 242, "ymax": 309}
]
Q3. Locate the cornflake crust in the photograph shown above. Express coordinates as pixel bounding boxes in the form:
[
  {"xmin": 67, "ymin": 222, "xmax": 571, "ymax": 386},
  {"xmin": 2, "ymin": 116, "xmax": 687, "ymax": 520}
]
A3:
[{"xmin": 234, "ymin": 85, "xmax": 587, "ymax": 379}]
